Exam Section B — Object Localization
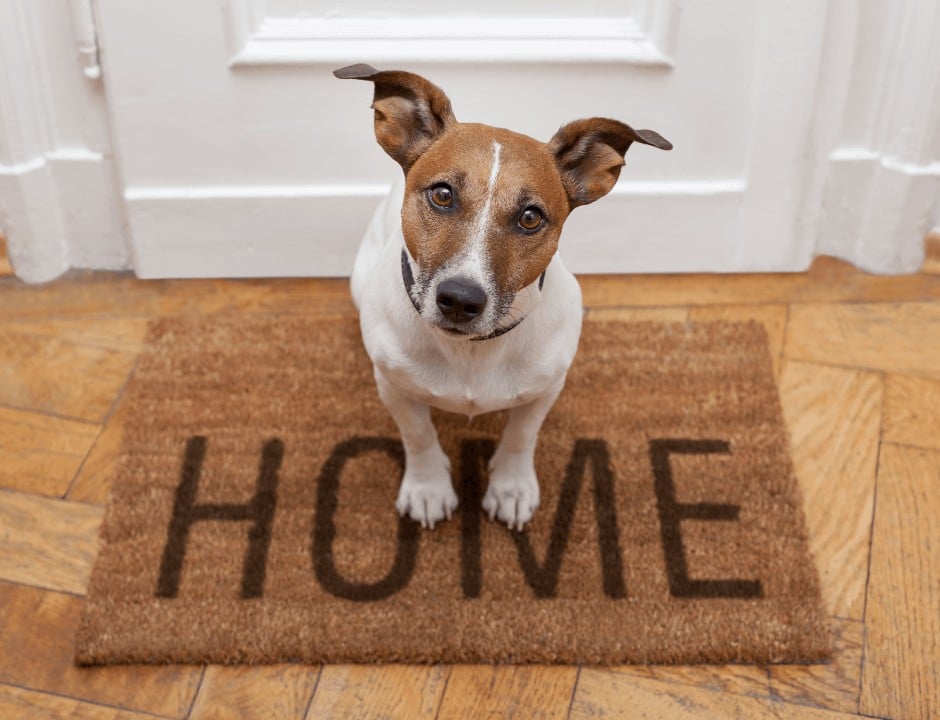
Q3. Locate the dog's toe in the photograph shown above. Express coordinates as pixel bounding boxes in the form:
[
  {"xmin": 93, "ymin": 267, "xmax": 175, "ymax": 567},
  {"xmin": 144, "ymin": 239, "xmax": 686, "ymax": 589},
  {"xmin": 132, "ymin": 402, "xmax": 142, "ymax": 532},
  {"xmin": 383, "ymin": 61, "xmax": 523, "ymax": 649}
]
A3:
[
  {"xmin": 482, "ymin": 477, "xmax": 540, "ymax": 532},
  {"xmin": 396, "ymin": 478, "xmax": 458, "ymax": 530},
  {"xmin": 482, "ymin": 492, "xmax": 498, "ymax": 521}
]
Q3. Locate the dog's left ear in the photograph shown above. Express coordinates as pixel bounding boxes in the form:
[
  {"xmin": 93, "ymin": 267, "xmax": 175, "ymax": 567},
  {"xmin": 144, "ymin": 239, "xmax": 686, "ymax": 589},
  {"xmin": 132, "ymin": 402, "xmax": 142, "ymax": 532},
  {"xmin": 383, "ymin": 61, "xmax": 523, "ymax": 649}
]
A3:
[
  {"xmin": 549, "ymin": 118, "xmax": 672, "ymax": 209},
  {"xmin": 334, "ymin": 63, "xmax": 456, "ymax": 172}
]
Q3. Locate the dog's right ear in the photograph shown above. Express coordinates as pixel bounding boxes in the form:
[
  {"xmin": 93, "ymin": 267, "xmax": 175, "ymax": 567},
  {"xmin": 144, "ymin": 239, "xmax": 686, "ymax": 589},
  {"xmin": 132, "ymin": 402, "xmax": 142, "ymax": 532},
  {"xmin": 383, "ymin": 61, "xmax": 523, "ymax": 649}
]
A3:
[
  {"xmin": 334, "ymin": 64, "xmax": 456, "ymax": 172},
  {"xmin": 549, "ymin": 118, "xmax": 672, "ymax": 209}
]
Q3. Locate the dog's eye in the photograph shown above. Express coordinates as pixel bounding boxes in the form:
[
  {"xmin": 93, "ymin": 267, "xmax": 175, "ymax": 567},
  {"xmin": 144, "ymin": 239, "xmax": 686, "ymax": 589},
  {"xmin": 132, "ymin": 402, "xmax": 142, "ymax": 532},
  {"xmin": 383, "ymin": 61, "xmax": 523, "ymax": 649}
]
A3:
[
  {"xmin": 518, "ymin": 207, "xmax": 544, "ymax": 232},
  {"xmin": 428, "ymin": 184, "xmax": 454, "ymax": 209}
]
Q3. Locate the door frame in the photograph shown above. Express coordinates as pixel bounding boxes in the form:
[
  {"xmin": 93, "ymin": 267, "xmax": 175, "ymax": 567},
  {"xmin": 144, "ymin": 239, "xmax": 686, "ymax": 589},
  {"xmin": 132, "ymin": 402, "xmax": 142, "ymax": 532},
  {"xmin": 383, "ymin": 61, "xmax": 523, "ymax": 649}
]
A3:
[{"xmin": 0, "ymin": 0, "xmax": 128, "ymax": 283}]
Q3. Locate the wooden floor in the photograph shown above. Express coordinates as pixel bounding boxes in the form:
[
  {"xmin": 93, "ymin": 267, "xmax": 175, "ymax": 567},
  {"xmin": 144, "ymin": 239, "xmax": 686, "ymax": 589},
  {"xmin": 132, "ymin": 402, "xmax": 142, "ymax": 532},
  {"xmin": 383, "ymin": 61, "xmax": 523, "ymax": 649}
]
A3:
[{"xmin": 0, "ymin": 241, "xmax": 938, "ymax": 719}]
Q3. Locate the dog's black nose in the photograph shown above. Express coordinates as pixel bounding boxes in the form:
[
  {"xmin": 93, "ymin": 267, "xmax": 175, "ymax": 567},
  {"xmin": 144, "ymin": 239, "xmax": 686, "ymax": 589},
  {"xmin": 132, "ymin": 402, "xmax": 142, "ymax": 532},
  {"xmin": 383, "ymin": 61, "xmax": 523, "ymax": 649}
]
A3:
[{"xmin": 436, "ymin": 277, "xmax": 487, "ymax": 324}]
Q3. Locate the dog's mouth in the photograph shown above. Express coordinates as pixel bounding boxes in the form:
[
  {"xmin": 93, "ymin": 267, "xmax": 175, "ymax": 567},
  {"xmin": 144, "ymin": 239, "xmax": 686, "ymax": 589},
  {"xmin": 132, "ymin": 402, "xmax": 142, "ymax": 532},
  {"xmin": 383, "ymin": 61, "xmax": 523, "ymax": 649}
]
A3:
[
  {"xmin": 441, "ymin": 325, "xmax": 472, "ymax": 336},
  {"xmin": 432, "ymin": 316, "xmax": 491, "ymax": 339},
  {"xmin": 404, "ymin": 287, "xmax": 491, "ymax": 338},
  {"xmin": 402, "ymin": 249, "xmax": 543, "ymax": 341},
  {"xmin": 429, "ymin": 302, "xmax": 528, "ymax": 341},
  {"xmin": 416, "ymin": 282, "xmax": 542, "ymax": 341}
]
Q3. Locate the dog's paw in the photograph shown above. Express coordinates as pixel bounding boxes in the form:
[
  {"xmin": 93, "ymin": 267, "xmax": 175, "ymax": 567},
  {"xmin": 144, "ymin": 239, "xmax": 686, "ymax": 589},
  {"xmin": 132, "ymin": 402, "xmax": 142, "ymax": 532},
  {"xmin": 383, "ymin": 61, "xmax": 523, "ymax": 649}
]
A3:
[
  {"xmin": 482, "ymin": 457, "xmax": 540, "ymax": 532},
  {"xmin": 396, "ymin": 474, "xmax": 458, "ymax": 530}
]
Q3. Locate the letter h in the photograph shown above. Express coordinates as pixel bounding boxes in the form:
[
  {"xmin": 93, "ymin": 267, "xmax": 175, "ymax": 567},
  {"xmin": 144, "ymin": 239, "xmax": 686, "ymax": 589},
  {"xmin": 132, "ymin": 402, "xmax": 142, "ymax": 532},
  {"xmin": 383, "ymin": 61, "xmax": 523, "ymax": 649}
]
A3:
[{"xmin": 155, "ymin": 436, "xmax": 283, "ymax": 599}]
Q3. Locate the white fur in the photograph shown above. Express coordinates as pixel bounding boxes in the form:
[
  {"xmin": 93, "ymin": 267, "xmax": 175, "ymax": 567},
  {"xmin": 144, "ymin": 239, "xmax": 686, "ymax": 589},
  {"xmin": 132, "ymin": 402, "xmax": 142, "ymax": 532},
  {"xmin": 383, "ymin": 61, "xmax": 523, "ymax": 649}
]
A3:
[
  {"xmin": 470, "ymin": 141, "xmax": 501, "ymax": 252},
  {"xmin": 352, "ymin": 173, "xmax": 583, "ymax": 530}
]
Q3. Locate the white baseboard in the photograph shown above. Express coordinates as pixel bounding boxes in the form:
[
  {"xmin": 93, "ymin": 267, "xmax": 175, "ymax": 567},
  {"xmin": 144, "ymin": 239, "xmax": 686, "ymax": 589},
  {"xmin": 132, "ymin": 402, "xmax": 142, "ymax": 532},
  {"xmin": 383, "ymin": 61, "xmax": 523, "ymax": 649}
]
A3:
[
  {"xmin": 124, "ymin": 179, "xmax": 784, "ymax": 279},
  {"xmin": 127, "ymin": 185, "xmax": 382, "ymax": 279}
]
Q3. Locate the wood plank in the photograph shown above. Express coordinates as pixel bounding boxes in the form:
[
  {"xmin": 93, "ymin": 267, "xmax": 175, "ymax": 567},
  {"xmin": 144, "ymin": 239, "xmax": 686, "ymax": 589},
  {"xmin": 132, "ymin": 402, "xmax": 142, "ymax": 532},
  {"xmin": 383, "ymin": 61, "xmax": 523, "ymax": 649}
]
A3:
[
  {"xmin": 607, "ymin": 618, "xmax": 862, "ymax": 715},
  {"xmin": 0, "ymin": 327, "xmax": 136, "ymax": 422},
  {"xmin": 307, "ymin": 665, "xmax": 447, "ymax": 720},
  {"xmin": 689, "ymin": 304, "xmax": 787, "ymax": 377},
  {"xmin": 0, "ymin": 272, "xmax": 354, "ymax": 321},
  {"xmin": 0, "ymin": 683, "xmax": 159, "ymax": 720},
  {"xmin": 860, "ymin": 443, "xmax": 940, "ymax": 720},
  {"xmin": 883, "ymin": 373, "xmax": 940, "ymax": 451},
  {"xmin": 436, "ymin": 666, "xmax": 577, "ymax": 720},
  {"xmin": 778, "ymin": 360, "xmax": 881, "ymax": 619},
  {"xmin": 0, "ymin": 273, "xmax": 179, "ymax": 320},
  {"xmin": 0, "ymin": 582, "xmax": 201, "ymax": 718},
  {"xmin": 5, "ymin": 317, "xmax": 150, "ymax": 353},
  {"xmin": 152, "ymin": 279, "xmax": 354, "ymax": 318},
  {"xmin": 67, "ymin": 395, "xmax": 128, "ymax": 505},
  {"xmin": 0, "ymin": 489, "xmax": 103, "ymax": 594},
  {"xmin": 786, "ymin": 302, "xmax": 940, "ymax": 378},
  {"xmin": 571, "ymin": 670, "xmax": 858, "ymax": 719},
  {"xmin": 579, "ymin": 256, "xmax": 940, "ymax": 309},
  {"xmin": 603, "ymin": 661, "xmax": 770, "ymax": 701},
  {"xmin": 0, "ymin": 405, "xmax": 99, "ymax": 496},
  {"xmin": 767, "ymin": 618, "xmax": 864, "ymax": 715},
  {"xmin": 190, "ymin": 665, "xmax": 319, "ymax": 720}
]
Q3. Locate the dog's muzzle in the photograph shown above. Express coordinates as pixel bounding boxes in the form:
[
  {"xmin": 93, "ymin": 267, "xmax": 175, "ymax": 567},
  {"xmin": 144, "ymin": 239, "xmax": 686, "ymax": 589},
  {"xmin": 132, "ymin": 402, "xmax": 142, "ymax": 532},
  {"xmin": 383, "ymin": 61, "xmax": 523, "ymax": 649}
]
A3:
[{"xmin": 400, "ymin": 248, "xmax": 545, "ymax": 341}]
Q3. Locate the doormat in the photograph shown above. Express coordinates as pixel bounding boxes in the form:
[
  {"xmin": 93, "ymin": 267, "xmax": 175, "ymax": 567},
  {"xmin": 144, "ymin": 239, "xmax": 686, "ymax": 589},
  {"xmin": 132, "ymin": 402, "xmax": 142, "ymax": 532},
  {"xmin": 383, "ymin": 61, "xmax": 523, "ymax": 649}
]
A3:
[{"xmin": 76, "ymin": 314, "xmax": 829, "ymax": 665}]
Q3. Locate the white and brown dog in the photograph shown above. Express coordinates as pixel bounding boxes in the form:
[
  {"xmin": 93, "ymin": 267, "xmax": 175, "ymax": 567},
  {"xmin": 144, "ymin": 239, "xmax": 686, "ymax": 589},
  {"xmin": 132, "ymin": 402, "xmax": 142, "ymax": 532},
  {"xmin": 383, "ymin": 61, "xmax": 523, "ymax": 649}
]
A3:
[{"xmin": 336, "ymin": 64, "xmax": 671, "ymax": 531}]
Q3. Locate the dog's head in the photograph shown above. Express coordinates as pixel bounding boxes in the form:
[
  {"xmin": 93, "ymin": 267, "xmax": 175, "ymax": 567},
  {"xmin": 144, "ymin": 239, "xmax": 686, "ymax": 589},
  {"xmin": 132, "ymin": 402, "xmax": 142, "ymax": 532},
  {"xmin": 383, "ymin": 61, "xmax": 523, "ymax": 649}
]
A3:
[{"xmin": 335, "ymin": 64, "xmax": 672, "ymax": 339}]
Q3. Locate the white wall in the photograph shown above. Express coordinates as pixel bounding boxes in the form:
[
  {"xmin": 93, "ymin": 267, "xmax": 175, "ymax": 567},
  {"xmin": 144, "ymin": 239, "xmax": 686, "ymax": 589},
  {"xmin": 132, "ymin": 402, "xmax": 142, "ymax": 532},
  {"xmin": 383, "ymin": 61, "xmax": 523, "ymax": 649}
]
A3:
[
  {"xmin": 0, "ymin": 0, "xmax": 129, "ymax": 282},
  {"xmin": 1, "ymin": 0, "xmax": 938, "ymax": 282}
]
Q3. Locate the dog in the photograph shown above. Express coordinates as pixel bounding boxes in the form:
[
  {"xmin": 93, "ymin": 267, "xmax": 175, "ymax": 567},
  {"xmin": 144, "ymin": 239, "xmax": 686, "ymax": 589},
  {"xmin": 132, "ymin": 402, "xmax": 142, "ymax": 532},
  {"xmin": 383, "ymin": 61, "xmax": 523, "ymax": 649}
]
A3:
[{"xmin": 335, "ymin": 64, "xmax": 671, "ymax": 531}]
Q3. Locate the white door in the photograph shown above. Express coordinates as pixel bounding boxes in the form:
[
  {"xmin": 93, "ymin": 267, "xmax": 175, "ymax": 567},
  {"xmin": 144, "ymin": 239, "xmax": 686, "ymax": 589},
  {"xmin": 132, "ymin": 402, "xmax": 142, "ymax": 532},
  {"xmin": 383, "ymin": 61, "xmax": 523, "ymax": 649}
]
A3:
[{"xmin": 93, "ymin": 0, "xmax": 831, "ymax": 277}]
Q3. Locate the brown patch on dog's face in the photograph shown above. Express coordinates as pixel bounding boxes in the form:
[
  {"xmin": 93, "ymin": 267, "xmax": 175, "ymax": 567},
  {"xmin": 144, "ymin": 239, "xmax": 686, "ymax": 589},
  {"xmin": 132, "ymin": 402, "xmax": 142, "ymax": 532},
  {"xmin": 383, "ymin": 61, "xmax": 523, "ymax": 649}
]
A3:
[{"xmin": 402, "ymin": 124, "xmax": 570, "ymax": 304}]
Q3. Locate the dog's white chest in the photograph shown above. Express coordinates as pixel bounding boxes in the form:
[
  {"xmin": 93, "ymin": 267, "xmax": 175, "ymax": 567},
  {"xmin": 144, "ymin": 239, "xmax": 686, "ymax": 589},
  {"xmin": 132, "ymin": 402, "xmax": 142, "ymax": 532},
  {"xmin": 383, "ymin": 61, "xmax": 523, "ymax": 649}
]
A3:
[
  {"xmin": 422, "ymin": 371, "xmax": 539, "ymax": 417},
  {"xmin": 374, "ymin": 341, "xmax": 550, "ymax": 417}
]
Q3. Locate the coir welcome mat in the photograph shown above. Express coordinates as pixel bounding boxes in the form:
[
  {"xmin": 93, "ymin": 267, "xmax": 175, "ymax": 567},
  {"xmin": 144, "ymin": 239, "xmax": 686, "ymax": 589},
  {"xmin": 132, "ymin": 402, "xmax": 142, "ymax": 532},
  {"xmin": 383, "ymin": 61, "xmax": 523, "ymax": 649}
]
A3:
[{"xmin": 76, "ymin": 315, "xmax": 829, "ymax": 666}]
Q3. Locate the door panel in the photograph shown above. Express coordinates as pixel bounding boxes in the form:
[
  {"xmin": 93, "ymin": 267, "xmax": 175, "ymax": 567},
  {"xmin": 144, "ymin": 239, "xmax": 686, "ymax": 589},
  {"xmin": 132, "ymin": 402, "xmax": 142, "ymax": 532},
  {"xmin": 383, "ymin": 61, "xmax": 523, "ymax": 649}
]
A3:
[{"xmin": 94, "ymin": 0, "xmax": 827, "ymax": 277}]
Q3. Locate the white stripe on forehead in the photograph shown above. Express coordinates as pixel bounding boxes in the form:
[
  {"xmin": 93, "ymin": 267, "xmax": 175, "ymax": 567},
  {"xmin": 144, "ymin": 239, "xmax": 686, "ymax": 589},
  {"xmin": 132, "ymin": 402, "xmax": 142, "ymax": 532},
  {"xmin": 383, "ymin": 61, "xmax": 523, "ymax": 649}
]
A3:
[
  {"xmin": 487, "ymin": 141, "xmax": 502, "ymax": 192},
  {"xmin": 457, "ymin": 140, "xmax": 501, "ymax": 284},
  {"xmin": 471, "ymin": 141, "xmax": 501, "ymax": 249}
]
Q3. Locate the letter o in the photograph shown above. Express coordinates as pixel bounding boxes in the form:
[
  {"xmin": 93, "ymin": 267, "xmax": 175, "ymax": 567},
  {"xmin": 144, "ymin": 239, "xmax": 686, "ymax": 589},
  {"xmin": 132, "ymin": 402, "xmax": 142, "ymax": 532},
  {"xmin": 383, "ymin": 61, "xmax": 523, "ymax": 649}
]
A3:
[{"xmin": 312, "ymin": 437, "xmax": 419, "ymax": 601}]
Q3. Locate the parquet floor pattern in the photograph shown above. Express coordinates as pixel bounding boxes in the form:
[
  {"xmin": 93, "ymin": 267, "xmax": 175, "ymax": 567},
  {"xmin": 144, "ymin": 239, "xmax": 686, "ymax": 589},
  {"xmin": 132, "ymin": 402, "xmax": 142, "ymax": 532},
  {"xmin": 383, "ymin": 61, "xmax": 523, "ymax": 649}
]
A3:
[{"xmin": 0, "ymin": 243, "xmax": 937, "ymax": 719}]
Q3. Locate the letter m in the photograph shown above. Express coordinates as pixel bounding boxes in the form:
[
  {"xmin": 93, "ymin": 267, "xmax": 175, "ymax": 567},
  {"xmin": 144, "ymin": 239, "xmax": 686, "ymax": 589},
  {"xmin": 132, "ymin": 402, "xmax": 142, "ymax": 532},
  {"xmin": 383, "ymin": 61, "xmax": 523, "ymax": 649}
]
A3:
[{"xmin": 461, "ymin": 438, "xmax": 627, "ymax": 599}]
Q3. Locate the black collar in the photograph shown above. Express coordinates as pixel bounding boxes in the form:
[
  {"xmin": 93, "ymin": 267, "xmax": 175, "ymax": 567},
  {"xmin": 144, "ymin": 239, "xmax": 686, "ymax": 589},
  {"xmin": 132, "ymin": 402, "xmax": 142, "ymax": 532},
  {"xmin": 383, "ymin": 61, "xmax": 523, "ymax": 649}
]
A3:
[{"xmin": 401, "ymin": 248, "xmax": 545, "ymax": 342}]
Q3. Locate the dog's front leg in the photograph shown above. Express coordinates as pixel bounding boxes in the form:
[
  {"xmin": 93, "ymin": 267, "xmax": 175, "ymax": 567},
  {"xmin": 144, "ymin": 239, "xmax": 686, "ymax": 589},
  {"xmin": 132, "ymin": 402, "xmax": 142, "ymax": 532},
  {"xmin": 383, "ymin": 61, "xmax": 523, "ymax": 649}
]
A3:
[
  {"xmin": 375, "ymin": 371, "xmax": 457, "ymax": 529},
  {"xmin": 484, "ymin": 379, "xmax": 565, "ymax": 531}
]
